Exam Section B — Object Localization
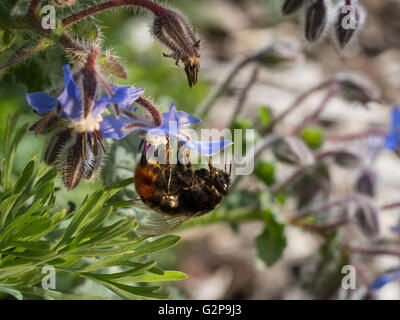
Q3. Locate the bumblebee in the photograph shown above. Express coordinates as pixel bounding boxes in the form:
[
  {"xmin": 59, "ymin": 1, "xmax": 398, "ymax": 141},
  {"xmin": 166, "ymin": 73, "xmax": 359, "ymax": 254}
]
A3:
[{"xmin": 134, "ymin": 144, "xmax": 231, "ymax": 218}]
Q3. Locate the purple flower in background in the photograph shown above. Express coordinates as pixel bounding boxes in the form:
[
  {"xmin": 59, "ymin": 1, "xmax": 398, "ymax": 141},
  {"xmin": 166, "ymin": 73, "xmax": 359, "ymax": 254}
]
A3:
[
  {"xmin": 26, "ymin": 64, "xmax": 144, "ymax": 189},
  {"xmin": 383, "ymin": 107, "xmax": 400, "ymax": 151},
  {"xmin": 141, "ymin": 103, "xmax": 233, "ymax": 156}
]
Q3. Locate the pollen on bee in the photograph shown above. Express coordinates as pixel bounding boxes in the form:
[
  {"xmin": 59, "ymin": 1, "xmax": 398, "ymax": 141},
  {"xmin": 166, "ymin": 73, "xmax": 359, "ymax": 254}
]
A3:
[{"xmin": 134, "ymin": 161, "xmax": 160, "ymax": 199}]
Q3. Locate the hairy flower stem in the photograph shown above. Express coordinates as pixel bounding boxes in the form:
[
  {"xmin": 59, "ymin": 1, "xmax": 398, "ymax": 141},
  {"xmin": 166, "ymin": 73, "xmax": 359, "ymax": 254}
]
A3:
[
  {"xmin": 290, "ymin": 88, "xmax": 339, "ymax": 134},
  {"xmin": 62, "ymin": 0, "xmax": 167, "ymax": 27},
  {"xmin": 326, "ymin": 128, "xmax": 387, "ymax": 142},
  {"xmin": 229, "ymin": 65, "xmax": 259, "ymax": 127},
  {"xmin": 196, "ymin": 51, "xmax": 263, "ymax": 119},
  {"xmin": 136, "ymin": 97, "xmax": 162, "ymax": 126},
  {"xmin": 346, "ymin": 244, "xmax": 400, "ymax": 257},
  {"xmin": 290, "ymin": 194, "xmax": 362, "ymax": 220},
  {"xmin": 263, "ymin": 78, "xmax": 338, "ymax": 134}
]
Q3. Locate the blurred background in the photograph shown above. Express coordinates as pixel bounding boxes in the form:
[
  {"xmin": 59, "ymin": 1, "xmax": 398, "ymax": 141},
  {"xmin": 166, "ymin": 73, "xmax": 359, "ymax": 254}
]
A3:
[{"xmin": 1, "ymin": 0, "xmax": 400, "ymax": 299}]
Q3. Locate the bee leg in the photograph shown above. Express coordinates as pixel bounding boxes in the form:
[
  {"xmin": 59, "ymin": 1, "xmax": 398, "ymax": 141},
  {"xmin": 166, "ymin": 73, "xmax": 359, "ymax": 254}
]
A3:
[{"xmin": 208, "ymin": 158, "xmax": 216, "ymax": 178}]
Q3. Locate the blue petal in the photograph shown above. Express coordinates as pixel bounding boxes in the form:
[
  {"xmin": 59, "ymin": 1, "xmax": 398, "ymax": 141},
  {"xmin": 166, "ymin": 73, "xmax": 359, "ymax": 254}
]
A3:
[
  {"xmin": 25, "ymin": 92, "xmax": 58, "ymax": 114},
  {"xmin": 185, "ymin": 139, "xmax": 233, "ymax": 156},
  {"xmin": 390, "ymin": 107, "xmax": 400, "ymax": 131},
  {"xmin": 162, "ymin": 103, "xmax": 201, "ymax": 128},
  {"xmin": 57, "ymin": 65, "xmax": 82, "ymax": 120},
  {"xmin": 92, "ymin": 86, "xmax": 144, "ymax": 118},
  {"xmin": 99, "ymin": 116, "xmax": 135, "ymax": 140},
  {"xmin": 383, "ymin": 132, "xmax": 400, "ymax": 150},
  {"xmin": 370, "ymin": 271, "xmax": 400, "ymax": 290},
  {"xmin": 391, "ymin": 225, "xmax": 400, "ymax": 233}
]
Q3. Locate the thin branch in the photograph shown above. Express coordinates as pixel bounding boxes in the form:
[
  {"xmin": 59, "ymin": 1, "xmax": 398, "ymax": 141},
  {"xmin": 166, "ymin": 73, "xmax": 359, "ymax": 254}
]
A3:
[
  {"xmin": 346, "ymin": 244, "xmax": 400, "ymax": 257},
  {"xmin": 264, "ymin": 78, "xmax": 338, "ymax": 134},
  {"xmin": 229, "ymin": 65, "xmax": 259, "ymax": 126},
  {"xmin": 326, "ymin": 128, "xmax": 387, "ymax": 142},
  {"xmin": 62, "ymin": 0, "xmax": 167, "ymax": 27},
  {"xmin": 290, "ymin": 88, "xmax": 339, "ymax": 134},
  {"xmin": 195, "ymin": 51, "xmax": 263, "ymax": 119}
]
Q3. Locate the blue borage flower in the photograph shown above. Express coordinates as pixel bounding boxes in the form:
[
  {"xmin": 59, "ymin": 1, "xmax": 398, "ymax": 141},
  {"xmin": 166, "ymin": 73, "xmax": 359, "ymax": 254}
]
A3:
[
  {"xmin": 26, "ymin": 64, "xmax": 144, "ymax": 139},
  {"xmin": 123, "ymin": 103, "xmax": 233, "ymax": 157},
  {"xmin": 383, "ymin": 107, "xmax": 400, "ymax": 151},
  {"xmin": 25, "ymin": 64, "xmax": 144, "ymax": 189},
  {"xmin": 370, "ymin": 271, "xmax": 400, "ymax": 291}
]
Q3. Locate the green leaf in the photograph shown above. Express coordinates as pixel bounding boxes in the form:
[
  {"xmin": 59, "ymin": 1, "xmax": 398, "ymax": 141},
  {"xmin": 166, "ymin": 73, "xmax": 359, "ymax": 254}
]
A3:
[
  {"xmin": 120, "ymin": 271, "xmax": 187, "ymax": 283},
  {"xmin": 301, "ymin": 127, "xmax": 324, "ymax": 150},
  {"xmin": 13, "ymin": 157, "xmax": 36, "ymax": 194},
  {"xmin": 25, "ymin": 287, "xmax": 103, "ymax": 300},
  {"xmin": 81, "ymin": 254, "xmax": 154, "ymax": 272},
  {"xmin": 80, "ymin": 273, "xmax": 170, "ymax": 300},
  {"xmin": 132, "ymin": 235, "xmax": 181, "ymax": 258},
  {"xmin": 255, "ymin": 208, "xmax": 286, "ymax": 267},
  {"xmin": 0, "ymin": 285, "xmax": 23, "ymax": 300},
  {"xmin": 258, "ymin": 105, "xmax": 272, "ymax": 127},
  {"xmin": 71, "ymin": 219, "xmax": 136, "ymax": 249},
  {"xmin": 254, "ymin": 162, "xmax": 276, "ymax": 186}
]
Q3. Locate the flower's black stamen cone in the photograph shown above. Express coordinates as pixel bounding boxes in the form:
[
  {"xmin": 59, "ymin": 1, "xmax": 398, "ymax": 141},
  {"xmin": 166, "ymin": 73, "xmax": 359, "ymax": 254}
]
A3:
[
  {"xmin": 83, "ymin": 139, "xmax": 104, "ymax": 181},
  {"xmin": 82, "ymin": 46, "xmax": 100, "ymax": 119},
  {"xmin": 81, "ymin": 131, "xmax": 87, "ymax": 158},
  {"xmin": 44, "ymin": 128, "xmax": 73, "ymax": 166},
  {"xmin": 62, "ymin": 132, "xmax": 84, "ymax": 190},
  {"xmin": 94, "ymin": 130, "xmax": 106, "ymax": 153},
  {"xmin": 82, "ymin": 68, "xmax": 98, "ymax": 119},
  {"xmin": 91, "ymin": 131, "xmax": 99, "ymax": 157}
]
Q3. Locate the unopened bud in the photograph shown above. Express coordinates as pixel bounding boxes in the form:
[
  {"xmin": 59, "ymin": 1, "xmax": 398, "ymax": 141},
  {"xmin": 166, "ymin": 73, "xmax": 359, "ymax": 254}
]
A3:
[
  {"xmin": 333, "ymin": 148, "xmax": 362, "ymax": 168},
  {"xmin": 336, "ymin": 72, "xmax": 381, "ymax": 105},
  {"xmin": 100, "ymin": 51, "xmax": 128, "ymax": 79},
  {"xmin": 304, "ymin": 0, "xmax": 330, "ymax": 42},
  {"xmin": 335, "ymin": 0, "xmax": 366, "ymax": 48},
  {"xmin": 153, "ymin": 9, "xmax": 201, "ymax": 88},
  {"xmin": 282, "ymin": 0, "xmax": 305, "ymax": 15},
  {"xmin": 272, "ymin": 136, "xmax": 314, "ymax": 166},
  {"xmin": 352, "ymin": 198, "xmax": 380, "ymax": 238},
  {"xmin": 355, "ymin": 168, "xmax": 377, "ymax": 197}
]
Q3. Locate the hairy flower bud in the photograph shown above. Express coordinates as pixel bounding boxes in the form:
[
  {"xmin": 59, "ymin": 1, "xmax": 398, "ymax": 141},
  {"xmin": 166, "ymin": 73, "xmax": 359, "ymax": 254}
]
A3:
[
  {"xmin": 355, "ymin": 168, "xmax": 377, "ymax": 197},
  {"xmin": 335, "ymin": 0, "xmax": 366, "ymax": 48},
  {"xmin": 272, "ymin": 136, "xmax": 315, "ymax": 166},
  {"xmin": 333, "ymin": 148, "xmax": 362, "ymax": 168},
  {"xmin": 352, "ymin": 198, "xmax": 380, "ymax": 238},
  {"xmin": 336, "ymin": 72, "xmax": 381, "ymax": 105},
  {"xmin": 153, "ymin": 9, "xmax": 201, "ymax": 88},
  {"xmin": 304, "ymin": 0, "xmax": 330, "ymax": 42},
  {"xmin": 282, "ymin": 0, "xmax": 305, "ymax": 15}
]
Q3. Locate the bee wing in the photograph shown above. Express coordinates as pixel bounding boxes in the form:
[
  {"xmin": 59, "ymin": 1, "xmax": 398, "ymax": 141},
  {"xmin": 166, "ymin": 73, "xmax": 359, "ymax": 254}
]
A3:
[
  {"xmin": 131, "ymin": 199, "xmax": 153, "ymax": 211},
  {"xmin": 136, "ymin": 212, "xmax": 190, "ymax": 237}
]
